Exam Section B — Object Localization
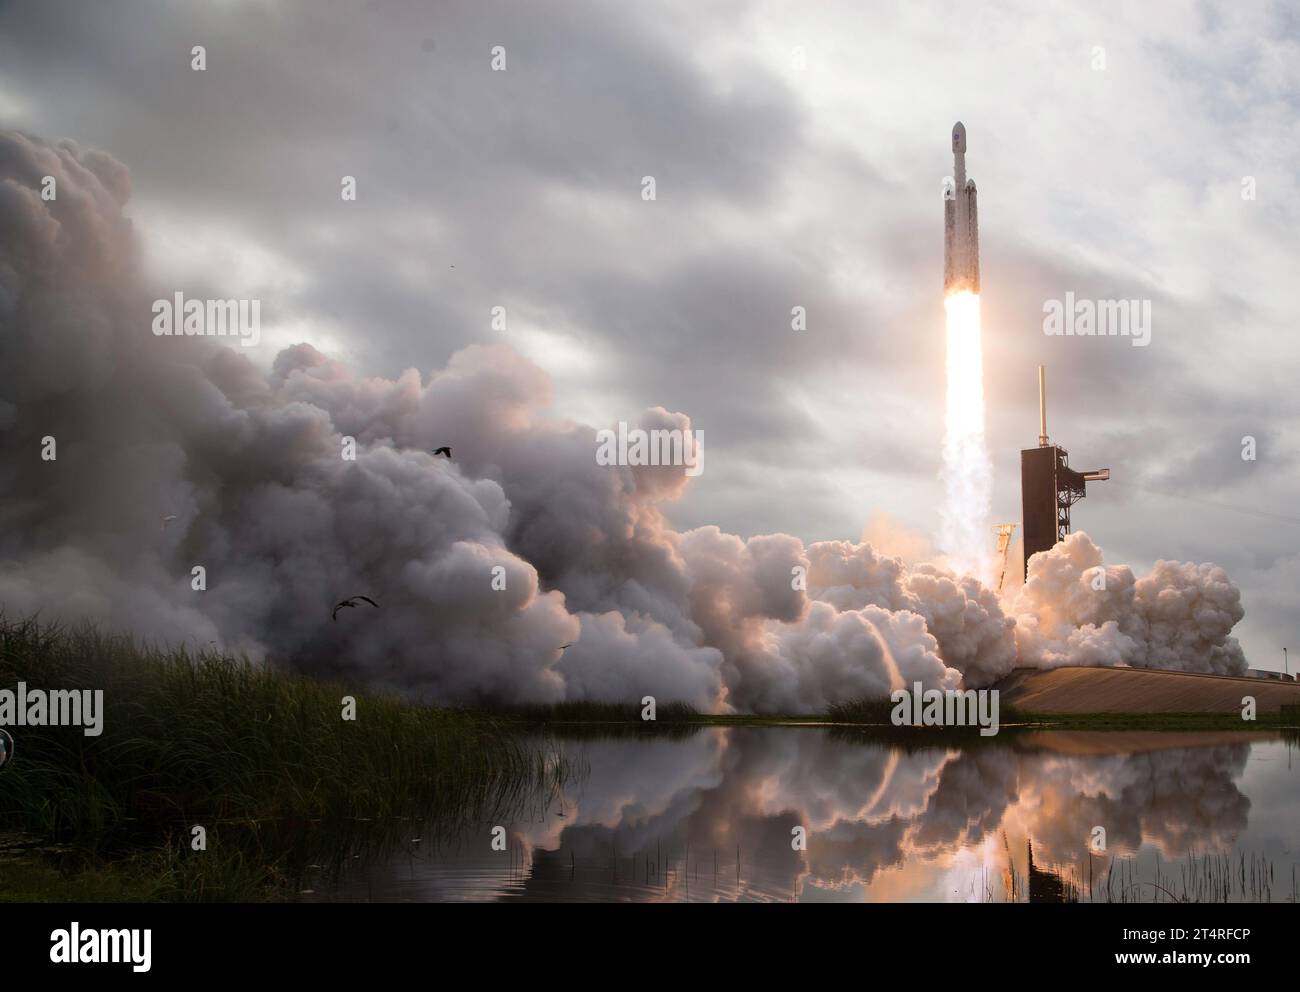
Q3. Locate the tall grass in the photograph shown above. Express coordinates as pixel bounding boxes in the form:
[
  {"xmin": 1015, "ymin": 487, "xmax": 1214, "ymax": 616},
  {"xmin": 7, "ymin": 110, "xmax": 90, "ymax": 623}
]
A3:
[
  {"xmin": 1011, "ymin": 849, "xmax": 1285, "ymax": 904},
  {"xmin": 0, "ymin": 617, "xmax": 574, "ymax": 899}
]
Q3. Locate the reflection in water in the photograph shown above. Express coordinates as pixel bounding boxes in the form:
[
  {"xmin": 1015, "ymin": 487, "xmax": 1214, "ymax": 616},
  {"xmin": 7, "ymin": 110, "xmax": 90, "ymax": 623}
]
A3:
[
  {"xmin": 306, "ymin": 728, "xmax": 1299, "ymax": 903},
  {"xmin": 1026, "ymin": 840, "xmax": 1075, "ymax": 903}
]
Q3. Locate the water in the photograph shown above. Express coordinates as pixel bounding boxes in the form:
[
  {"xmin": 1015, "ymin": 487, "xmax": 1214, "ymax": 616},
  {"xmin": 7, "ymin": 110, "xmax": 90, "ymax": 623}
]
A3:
[{"xmin": 304, "ymin": 727, "xmax": 1300, "ymax": 903}]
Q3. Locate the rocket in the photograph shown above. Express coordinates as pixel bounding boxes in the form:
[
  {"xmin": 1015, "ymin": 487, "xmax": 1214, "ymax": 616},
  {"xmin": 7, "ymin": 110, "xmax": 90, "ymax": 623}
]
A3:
[{"xmin": 943, "ymin": 121, "xmax": 980, "ymax": 294}]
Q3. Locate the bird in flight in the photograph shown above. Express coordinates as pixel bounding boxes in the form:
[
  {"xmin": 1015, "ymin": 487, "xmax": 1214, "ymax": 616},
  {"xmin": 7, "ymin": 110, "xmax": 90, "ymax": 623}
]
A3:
[
  {"xmin": 558, "ymin": 643, "xmax": 573, "ymax": 651},
  {"xmin": 332, "ymin": 596, "xmax": 379, "ymax": 621},
  {"xmin": 161, "ymin": 514, "xmax": 178, "ymax": 530},
  {"xmin": 433, "ymin": 446, "xmax": 452, "ymax": 458}
]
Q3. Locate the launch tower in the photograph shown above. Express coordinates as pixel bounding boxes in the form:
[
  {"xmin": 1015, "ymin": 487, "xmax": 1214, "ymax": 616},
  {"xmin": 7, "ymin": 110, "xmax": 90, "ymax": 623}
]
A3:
[{"xmin": 1020, "ymin": 366, "xmax": 1109, "ymax": 578}]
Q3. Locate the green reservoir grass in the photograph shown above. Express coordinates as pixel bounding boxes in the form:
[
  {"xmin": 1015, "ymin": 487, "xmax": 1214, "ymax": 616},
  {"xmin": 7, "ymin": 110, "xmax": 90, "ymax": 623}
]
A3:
[{"xmin": 0, "ymin": 617, "xmax": 573, "ymax": 901}]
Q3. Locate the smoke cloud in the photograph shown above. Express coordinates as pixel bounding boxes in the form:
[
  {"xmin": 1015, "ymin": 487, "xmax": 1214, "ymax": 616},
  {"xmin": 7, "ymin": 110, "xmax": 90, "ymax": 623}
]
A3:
[
  {"xmin": 0, "ymin": 133, "xmax": 1251, "ymax": 711},
  {"xmin": 1014, "ymin": 532, "xmax": 1247, "ymax": 676}
]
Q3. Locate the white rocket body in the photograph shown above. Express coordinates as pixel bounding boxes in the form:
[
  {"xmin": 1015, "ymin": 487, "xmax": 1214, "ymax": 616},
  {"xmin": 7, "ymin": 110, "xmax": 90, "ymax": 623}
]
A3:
[{"xmin": 943, "ymin": 121, "xmax": 980, "ymax": 294}]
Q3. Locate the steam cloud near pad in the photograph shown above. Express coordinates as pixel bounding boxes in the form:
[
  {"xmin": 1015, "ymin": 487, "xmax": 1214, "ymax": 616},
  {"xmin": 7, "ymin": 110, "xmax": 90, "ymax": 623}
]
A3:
[{"xmin": 0, "ymin": 132, "xmax": 1249, "ymax": 712}]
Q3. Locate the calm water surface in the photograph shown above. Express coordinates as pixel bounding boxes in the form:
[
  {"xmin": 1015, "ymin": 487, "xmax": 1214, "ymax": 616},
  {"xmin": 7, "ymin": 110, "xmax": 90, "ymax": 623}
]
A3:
[{"xmin": 306, "ymin": 727, "xmax": 1300, "ymax": 903}]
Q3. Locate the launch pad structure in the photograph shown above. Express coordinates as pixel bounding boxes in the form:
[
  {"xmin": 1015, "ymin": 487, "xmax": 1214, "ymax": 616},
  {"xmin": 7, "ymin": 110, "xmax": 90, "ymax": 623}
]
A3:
[{"xmin": 1019, "ymin": 366, "xmax": 1109, "ymax": 579}]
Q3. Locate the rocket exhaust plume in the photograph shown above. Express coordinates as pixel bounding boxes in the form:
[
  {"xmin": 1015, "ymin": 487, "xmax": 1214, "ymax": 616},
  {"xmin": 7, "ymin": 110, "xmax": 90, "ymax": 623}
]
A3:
[
  {"xmin": 940, "ymin": 123, "xmax": 992, "ymax": 579},
  {"xmin": 941, "ymin": 292, "xmax": 992, "ymax": 578}
]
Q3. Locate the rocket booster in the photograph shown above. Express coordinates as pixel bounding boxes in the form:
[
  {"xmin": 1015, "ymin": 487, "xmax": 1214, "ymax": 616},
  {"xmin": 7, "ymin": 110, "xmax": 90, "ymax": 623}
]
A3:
[{"xmin": 943, "ymin": 122, "xmax": 980, "ymax": 295}]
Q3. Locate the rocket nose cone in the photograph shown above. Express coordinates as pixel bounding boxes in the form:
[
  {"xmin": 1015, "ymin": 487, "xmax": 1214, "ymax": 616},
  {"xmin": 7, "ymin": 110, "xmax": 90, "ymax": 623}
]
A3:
[{"xmin": 952, "ymin": 121, "xmax": 967, "ymax": 153}]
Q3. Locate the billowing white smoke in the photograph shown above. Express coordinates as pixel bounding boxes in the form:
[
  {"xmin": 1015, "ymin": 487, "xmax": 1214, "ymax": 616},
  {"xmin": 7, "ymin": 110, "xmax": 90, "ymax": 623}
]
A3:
[
  {"xmin": 1014, "ymin": 532, "xmax": 1247, "ymax": 675},
  {"xmin": 807, "ymin": 541, "xmax": 1018, "ymax": 688},
  {"xmin": 665, "ymin": 527, "xmax": 1017, "ymax": 709},
  {"xmin": 0, "ymin": 133, "xmax": 1250, "ymax": 711}
]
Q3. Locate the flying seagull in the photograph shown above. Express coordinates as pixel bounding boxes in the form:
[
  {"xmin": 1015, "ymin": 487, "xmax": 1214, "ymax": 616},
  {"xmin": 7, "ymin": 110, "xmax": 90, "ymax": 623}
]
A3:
[
  {"xmin": 161, "ymin": 514, "xmax": 178, "ymax": 530},
  {"xmin": 558, "ymin": 643, "xmax": 573, "ymax": 651},
  {"xmin": 433, "ymin": 446, "xmax": 452, "ymax": 458},
  {"xmin": 332, "ymin": 596, "xmax": 379, "ymax": 621}
]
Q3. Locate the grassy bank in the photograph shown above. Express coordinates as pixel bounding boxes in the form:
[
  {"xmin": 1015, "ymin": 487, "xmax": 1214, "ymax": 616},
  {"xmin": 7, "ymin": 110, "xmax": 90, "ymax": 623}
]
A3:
[
  {"xmin": 0, "ymin": 618, "xmax": 573, "ymax": 901},
  {"xmin": 467, "ymin": 696, "xmax": 1300, "ymax": 737},
  {"xmin": 1005, "ymin": 710, "xmax": 1300, "ymax": 732},
  {"xmin": 825, "ymin": 696, "xmax": 1299, "ymax": 738},
  {"xmin": 465, "ymin": 701, "xmax": 845, "ymax": 737}
]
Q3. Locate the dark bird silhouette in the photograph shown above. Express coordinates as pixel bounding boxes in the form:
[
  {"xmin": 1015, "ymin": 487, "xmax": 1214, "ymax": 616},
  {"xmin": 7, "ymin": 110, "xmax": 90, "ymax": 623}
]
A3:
[
  {"xmin": 332, "ymin": 596, "xmax": 379, "ymax": 621},
  {"xmin": 433, "ymin": 446, "xmax": 452, "ymax": 458},
  {"xmin": 558, "ymin": 643, "xmax": 573, "ymax": 651}
]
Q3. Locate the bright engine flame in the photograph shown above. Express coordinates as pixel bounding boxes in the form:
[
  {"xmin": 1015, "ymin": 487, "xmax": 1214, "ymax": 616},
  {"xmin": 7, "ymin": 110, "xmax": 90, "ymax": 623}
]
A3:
[{"xmin": 940, "ymin": 291, "xmax": 992, "ymax": 580}]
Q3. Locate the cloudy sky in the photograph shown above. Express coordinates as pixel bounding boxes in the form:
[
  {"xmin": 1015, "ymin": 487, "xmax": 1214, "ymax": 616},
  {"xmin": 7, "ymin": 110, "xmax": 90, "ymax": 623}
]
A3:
[{"xmin": 2, "ymin": 0, "xmax": 1297, "ymax": 669}]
